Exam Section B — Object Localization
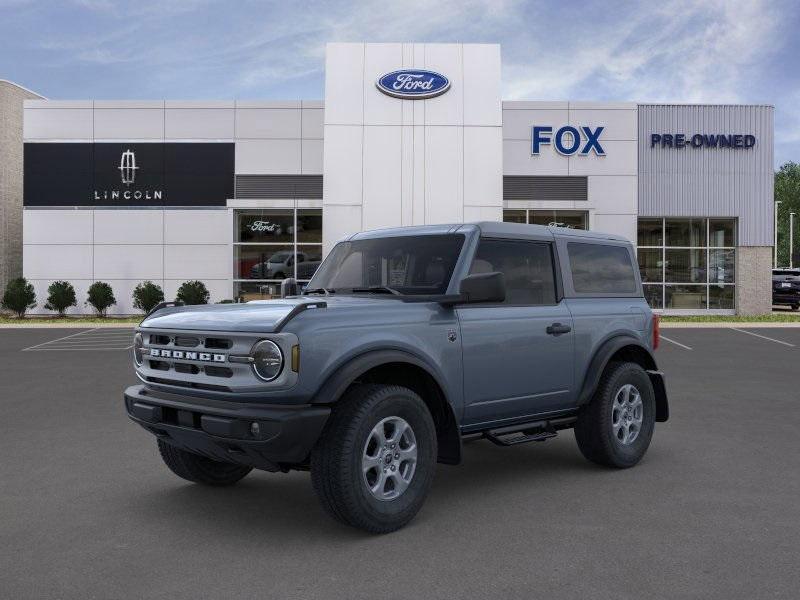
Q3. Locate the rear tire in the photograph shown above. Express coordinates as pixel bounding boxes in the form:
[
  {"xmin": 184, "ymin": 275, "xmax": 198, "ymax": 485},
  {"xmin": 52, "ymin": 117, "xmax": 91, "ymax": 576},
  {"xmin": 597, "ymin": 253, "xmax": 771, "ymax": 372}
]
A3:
[
  {"xmin": 574, "ymin": 361, "xmax": 656, "ymax": 468},
  {"xmin": 792, "ymin": 304, "xmax": 799, "ymax": 311},
  {"xmin": 157, "ymin": 439, "xmax": 252, "ymax": 486},
  {"xmin": 311, "ymin": 384, "xmax": 437, "ymax": 533}
]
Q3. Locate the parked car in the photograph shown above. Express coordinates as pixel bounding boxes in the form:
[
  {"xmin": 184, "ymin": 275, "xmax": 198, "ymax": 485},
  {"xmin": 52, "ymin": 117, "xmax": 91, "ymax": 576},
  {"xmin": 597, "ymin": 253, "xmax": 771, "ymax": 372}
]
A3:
[
  {"xmin": 249, "ymin": 251, "xmax": 318, "ymax": 280},
  {"xmin": 772, "ymin": 268, "xmax": 800, "ymax": 310},
  {"xmin": 126, "ymin": 222, "xmax": 668, "ymax": 533}
]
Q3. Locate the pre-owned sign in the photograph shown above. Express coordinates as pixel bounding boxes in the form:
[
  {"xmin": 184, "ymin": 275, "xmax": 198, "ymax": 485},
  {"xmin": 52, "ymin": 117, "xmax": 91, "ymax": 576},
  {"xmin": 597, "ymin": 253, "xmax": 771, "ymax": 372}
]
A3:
[
  {"xmin": 650, "ymin": 133, "xmax": 756, "ymax": 149},
  {"xmin": 23, "ymin": 142, "xmax": 234, "ymax": 207}
]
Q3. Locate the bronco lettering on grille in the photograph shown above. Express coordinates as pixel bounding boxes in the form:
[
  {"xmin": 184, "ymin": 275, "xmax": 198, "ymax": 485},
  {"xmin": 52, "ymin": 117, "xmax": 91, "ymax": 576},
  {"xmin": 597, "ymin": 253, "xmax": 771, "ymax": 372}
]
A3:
[{"xmin": 146, "ymin": 348, "xmax": 226, "ymax": 362}]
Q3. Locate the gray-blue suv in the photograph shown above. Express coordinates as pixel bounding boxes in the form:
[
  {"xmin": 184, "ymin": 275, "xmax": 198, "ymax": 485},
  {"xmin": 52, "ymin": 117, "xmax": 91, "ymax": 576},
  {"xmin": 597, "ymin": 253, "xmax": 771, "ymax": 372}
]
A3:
[{"xmin": 125, "ymin": 222, "xmax": 668, "ymax": 533}]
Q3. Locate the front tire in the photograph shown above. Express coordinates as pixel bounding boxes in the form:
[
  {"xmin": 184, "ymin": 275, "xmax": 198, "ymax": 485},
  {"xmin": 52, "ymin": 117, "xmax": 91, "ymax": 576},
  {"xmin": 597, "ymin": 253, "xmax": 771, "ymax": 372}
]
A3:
[
  {"xmin": 574, "ymin": 361, "xmax": 656, "ymax": 468},
  {"xmin": 311, "ymin": 384, "xmax": 437, "ymax": 533},
  {"xmin": 157, "ymin": 439, "xmax": 252, "ymax": 486}
]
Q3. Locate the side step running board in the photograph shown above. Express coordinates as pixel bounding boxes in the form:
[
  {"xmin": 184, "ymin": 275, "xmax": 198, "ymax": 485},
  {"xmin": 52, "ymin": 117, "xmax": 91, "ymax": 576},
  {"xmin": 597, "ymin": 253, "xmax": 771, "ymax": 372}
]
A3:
[
  {"xmin": 482, "ymin": 415, "xmax": 577, "ymax": 447},
  {"xmin": 485, "ymin": 429, "xmax": 557, "ymax": 446}
]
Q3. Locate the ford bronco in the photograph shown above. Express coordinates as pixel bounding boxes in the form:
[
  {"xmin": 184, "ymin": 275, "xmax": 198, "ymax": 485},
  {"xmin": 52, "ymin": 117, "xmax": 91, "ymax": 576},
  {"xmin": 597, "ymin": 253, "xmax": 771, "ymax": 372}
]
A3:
[{"xmin": 125, "ymin": 222, "xmax": 668, "ymax": 533}]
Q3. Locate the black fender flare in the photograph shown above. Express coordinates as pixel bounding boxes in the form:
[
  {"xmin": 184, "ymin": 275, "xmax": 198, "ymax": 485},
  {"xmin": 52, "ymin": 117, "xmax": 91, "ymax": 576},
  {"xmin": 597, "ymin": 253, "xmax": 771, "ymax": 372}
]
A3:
[
  {"xmin": 578, "ymin": 335, "xmax": 669, "ymax": 422},
  {"xmin": 310, "ymin": 349, "xmax": 463, "ymax": 463}
]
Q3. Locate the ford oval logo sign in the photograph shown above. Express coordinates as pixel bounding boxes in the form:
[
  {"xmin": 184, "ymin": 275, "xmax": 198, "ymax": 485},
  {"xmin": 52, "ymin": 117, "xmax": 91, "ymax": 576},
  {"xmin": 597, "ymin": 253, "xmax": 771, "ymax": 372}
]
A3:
[{"xmin": 376, "ymin": 70, "xmax": 450, "ymax": 99}]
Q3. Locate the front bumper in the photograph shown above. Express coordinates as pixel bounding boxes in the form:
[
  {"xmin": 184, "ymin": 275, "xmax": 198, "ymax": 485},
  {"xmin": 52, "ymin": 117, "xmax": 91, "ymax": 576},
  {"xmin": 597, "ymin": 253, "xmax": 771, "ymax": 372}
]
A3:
[
  {"xmin": 773, "ymin": 291, "xmax": 800, "ymax": 305},
  {"xmin": 124, "ymin": 385, "xmax": 330, "ymax": 471}
]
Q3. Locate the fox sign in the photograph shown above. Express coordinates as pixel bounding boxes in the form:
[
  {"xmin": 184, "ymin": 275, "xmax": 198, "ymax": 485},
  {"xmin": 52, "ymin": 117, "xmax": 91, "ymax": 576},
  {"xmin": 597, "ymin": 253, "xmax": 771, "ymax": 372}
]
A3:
[{"xmin": 532, "ymin": 125, "xmax": 605, "ymax": 156}]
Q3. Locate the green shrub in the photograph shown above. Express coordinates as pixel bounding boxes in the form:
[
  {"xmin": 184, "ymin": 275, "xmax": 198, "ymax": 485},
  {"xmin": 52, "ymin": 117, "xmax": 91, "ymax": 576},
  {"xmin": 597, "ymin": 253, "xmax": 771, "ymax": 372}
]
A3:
[
  {"xmin": 176, "ymin": 280, "xmax": 210, "ymax": 305},
  {"xmin": 1, "ymin": 277, "xmax": 37, "ymax": 318},
  {"xmin": 132, "ymin": 281, "xmax": 165, "ymax": 313},
  {"xmin": 44, "ymin": 280, "xmax": 77, "ymax": 317},
  {"xmin": 86, "ymin": 282, "xmax": 116, "ymax": 317}
]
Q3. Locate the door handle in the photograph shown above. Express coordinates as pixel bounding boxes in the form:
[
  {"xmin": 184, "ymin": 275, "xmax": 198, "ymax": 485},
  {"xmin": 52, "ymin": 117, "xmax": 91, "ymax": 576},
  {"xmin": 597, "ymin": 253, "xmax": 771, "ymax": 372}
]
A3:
[{"xmin": 546, "ymin": 323, "xmax": 572, "ymax": 336}]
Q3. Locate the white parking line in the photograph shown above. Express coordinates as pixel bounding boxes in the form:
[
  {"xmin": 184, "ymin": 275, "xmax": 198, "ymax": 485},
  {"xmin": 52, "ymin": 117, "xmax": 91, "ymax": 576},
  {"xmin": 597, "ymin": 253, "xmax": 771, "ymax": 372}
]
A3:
[
  {"xmin": 729, "ymin": 328, "xmax": 796, "ymax": 348},
  {"xmin": 22, "ymin": 328, "xmax": 135, "ymax": 351},
  {"xmin": 660, "ymin": 335, "xmax": 693, "ymax": 350},
  {"xmin": 21, "ymin": 328, "xmax": 99, "ymax": 350}
]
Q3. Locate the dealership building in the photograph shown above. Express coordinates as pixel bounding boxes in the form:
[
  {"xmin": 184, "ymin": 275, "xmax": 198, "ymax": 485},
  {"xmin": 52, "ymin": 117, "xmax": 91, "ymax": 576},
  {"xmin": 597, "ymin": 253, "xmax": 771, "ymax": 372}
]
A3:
[{"xmin": 3, "ymin": 42, "xmax": 774, "ymax": 315}]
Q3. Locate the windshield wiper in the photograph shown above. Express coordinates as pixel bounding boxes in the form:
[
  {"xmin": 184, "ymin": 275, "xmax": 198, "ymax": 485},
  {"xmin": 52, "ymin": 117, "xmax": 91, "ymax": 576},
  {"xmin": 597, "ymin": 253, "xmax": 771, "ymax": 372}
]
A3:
[
  {"xmin": 304, "ymin": 287, "xmax": 334, "ymax": 295},
  {"xmin": 350, "ymin": 286, "xmax": 402, "ymax": 295}
]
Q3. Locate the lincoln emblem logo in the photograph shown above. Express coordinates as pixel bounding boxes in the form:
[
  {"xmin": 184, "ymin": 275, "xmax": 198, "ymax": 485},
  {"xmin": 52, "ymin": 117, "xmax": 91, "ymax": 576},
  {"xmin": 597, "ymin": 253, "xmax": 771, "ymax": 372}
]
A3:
[{"xmin": 118, "ymin": 149, "xmax": 138, "ymax": 186}]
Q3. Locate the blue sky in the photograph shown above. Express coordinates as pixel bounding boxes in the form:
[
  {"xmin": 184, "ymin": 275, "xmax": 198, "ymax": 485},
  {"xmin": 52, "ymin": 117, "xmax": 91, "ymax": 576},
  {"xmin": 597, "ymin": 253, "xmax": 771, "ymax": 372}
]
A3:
[{"xmin": 2, "ymin": 0, "xmax": 799, "ymax": 166}]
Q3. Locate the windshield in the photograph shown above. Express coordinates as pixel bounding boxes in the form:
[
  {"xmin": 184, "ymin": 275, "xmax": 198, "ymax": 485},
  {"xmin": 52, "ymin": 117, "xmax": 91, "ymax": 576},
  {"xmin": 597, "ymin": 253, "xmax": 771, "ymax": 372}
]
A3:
[{"xmin": 308, "ymin": 234, "xmax": 465, "ymax": 295}]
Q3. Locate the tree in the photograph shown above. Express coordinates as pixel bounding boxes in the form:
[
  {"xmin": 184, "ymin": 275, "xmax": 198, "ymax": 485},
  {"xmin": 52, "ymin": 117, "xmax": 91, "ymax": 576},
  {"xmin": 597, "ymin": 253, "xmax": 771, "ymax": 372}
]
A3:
[
  {"xmin": 86, "ymin": 282, "xmax": 116, "ymax": 317},
  {"xmin": 775, "ymin": 162, "xmax": 800, "ymax": 267},
  {"xmin": 45, "ymin": 281, "xmax": 77, "ymax": 317},
  {"xmin": 176, "ymin": 280, "xmax": 210, "ymax": 305},
  {"xmin": 132, "ymin": 281, "xmax": 165, "ymax": 313},
  {"xmin": 1, "ymin": 278, "xmax": 36, "ymax": 318}
]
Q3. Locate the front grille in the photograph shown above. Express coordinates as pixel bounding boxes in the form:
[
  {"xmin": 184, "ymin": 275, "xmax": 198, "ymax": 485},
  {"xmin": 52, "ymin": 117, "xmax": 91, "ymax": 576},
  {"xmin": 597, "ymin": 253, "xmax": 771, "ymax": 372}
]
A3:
[{"xmin": 174, "ymin": 336, "xmax": 200, "ymax": 347}]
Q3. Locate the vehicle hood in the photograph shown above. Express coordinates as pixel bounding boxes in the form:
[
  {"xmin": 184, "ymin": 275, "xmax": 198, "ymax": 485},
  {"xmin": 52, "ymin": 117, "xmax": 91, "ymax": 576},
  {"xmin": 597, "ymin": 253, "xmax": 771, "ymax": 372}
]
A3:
[{"xmin": 139, "ymin": 296, "xmax": 413, "ymax": 333}]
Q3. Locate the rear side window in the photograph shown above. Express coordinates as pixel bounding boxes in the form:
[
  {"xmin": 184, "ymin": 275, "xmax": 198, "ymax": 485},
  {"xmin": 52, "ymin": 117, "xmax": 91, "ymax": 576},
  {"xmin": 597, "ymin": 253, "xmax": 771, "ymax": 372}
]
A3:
[
  {"xmin": 470, "ymin": 239, "xmax": 557, "ymax": 305},
  {"xmin": 568, "ymin": 242, "xmax": 637, "ymax": 294}
]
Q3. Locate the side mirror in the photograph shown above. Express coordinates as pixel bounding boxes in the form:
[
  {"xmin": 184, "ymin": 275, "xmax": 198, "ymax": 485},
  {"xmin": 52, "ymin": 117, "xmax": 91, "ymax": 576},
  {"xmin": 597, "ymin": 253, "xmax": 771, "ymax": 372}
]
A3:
[
  {"xmin": 458, "ymin": 271, "xmax": 506, "ymax": 304},
  {"xmin": 280, "ymin": 278, "xmax": 298, "ymax": 298}
]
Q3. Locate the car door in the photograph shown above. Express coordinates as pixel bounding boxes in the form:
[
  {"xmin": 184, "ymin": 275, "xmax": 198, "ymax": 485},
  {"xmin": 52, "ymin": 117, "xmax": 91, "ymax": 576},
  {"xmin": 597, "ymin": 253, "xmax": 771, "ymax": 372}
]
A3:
[{"xmin": 457, "ymin": 237, "xmax": 575, "ymax": 427}]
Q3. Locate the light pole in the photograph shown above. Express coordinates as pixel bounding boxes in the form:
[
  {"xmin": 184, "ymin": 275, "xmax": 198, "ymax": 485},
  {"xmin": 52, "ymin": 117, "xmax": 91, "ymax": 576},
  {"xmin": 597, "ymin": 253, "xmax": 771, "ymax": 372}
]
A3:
[
  {"xmin": 775, "ymin": 200, "xmax": 782, "ymax": 268},
  {"xmin": 791, "ymin": 213, "xmax": 796, "ymax": 269}
]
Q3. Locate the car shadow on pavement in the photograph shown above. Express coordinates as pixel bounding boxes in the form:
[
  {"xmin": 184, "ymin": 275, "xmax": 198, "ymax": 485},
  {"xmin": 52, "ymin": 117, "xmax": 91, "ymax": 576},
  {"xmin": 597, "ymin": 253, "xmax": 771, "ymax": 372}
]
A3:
[{"xmin": 125, "ymin": 437, "xmax": 603, "ymax": 540}]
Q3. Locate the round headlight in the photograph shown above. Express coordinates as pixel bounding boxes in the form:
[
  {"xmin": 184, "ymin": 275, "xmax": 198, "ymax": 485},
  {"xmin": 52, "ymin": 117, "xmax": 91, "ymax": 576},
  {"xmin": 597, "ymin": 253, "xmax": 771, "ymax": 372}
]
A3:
[
  {"xmin": 251, "ymin": 340, "xmax": 284, "ymax": 382},
  {"xmin": 133, "ymin": 333, "xmax": 144, "ymax": 366}
]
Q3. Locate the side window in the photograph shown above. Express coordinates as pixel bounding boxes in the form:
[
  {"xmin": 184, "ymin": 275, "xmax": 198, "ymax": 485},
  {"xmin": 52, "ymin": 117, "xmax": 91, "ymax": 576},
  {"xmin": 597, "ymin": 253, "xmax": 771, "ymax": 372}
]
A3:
[
  {"xmin": 568, "ymin": 242, "xmax": 637, "ymax": 294},
  {"xmin": 470, "ymin": 239, "xmax": 557, "ymax": 305}
]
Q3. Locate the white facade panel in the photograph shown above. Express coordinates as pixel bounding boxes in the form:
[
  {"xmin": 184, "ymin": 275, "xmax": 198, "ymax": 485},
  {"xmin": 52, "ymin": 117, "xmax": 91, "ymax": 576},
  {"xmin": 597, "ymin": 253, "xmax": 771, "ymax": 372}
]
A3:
[
  {"xmin": 94, "ymin": 244, "xmax": 163, "ymax": 279},
  {"xmin": 464, "ymin": 127, "xmax": 503, "ymax": 207},
  {"xmin": 463, "ymin": 44, "xmax": 502, "ymax": 126},
  {"xmin": 164, "ymin": 108, "xmax": 235, "ymax": 139},
  {"xmin": 362, "ymin": 126, "xmax": 402, "ymax": 230},
  {"xmin": 463, "ymin": 205, "xmax": 503, "ymax": 221},
  {"xmin": 588, "ymin": 176, "xmax": 638, "ymax": 215},
  {"xmin": 301, "ymin": 139, "xmax": 324, "ymax": 174},
  {"xmin": 164, "ymin": 210, "xmax": 231, "ymax": 245},
  {"xmin": 422, "ymin": 44, "xmax": 463, "ymax": 126},
  {"xmin": 321, "ymin": 126, "xmax": 362, "ymax": 205},
  {"xmin": 24, "ymin": 244, "xmax": 93, "ymax": 279},
  {"xmin": 93, "ymin": 210, "xmax": 164, "ymax": 245},
  {"xmin": 24, "ymin": 108, "xmax": 93, "ymax": 140},
  {"xmin": 502, "ymin": 108, "xmax": 569, "ymax": 140},
  {"xmin": 568, "ymin": 141, "xmax": 637, "ymax": 176},
  {"xmin": 503, "ymin": 139, "xmax": 568, "ymax": 175},
  {"xmin": 363, "ymin": 43, "xmax": 403, "ymax": 126},
  {"xmin": 424, "ymin": 126, "xmax": 463, "ymax": 224},
  {"xmin": 568, "ymin": 108, "xmax": 637, "ymax": 141},
  {"xmin": 324, "ymin": 43, "xmax": 364, "ymax": 125},
  {"xmin": 322, "ymin": 204, "xmax": 362, "ymax": 254},
  {"xmin": 235, "ymin": 108, "xmax": 301, "ymax": 139},
  {"xmin": 235, "ymin": 139, "xmax": 302, "ymax": 174},
  {"xmin": 164, "ymin": 244, "xmax": 230, "ymax": 280},
  {"xmin": 23, "ymin": 210, "xmax": 92, "ymax": 244},
  {"xmin": 301, "ymin": 108, "xmax": 324, "ymax": 139},
  {"xmin": 93, "ymin": 108, "xmax": 164, "ymax": 140}
]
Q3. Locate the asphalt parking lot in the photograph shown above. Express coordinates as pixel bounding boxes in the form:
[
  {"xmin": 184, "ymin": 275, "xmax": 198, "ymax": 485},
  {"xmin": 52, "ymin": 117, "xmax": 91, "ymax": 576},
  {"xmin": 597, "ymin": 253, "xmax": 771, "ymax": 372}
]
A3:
[{"xmin": 1, "ymin": 327, "xmax": 799, "ymax": 599}]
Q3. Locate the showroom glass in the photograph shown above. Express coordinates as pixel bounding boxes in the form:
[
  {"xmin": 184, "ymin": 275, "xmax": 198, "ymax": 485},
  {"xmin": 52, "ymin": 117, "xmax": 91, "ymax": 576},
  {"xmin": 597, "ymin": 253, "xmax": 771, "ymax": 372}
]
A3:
[
  {"xmin": 568, "ymin": 243, "xmax": 637, "ymax": 294},
  {"xmin": 637, "ymin": 218, "xmax": 736, "ymax": 310},
  {"xmin": 234, "ymin": 209, "xmax": 322, "ymax": 301},
  {"xmin": 503, "ymin": 209, "xmax": 588, "ymax": 230},
  {"xmin": 308, "ymin": 235, "xmax": 465, "ymax": 295},
  {"xmin": 470, "ymin": 239, "xmax": 557, "ymax": 305}
]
